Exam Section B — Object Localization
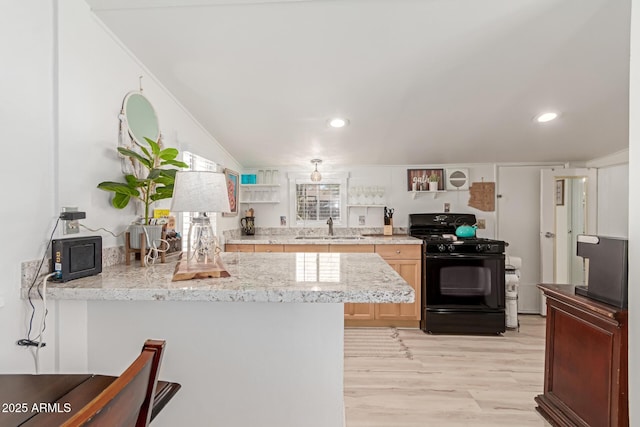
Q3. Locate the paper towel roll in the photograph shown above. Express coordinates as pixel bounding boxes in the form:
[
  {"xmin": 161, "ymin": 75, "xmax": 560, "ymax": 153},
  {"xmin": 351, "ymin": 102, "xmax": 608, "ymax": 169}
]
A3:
[
  {"xmin": 505, "ymin": 273, "xmax": 520, "ymax": 286},
  {"xmin": 505, "ymin": 256, "xmax": 522, "ymax": 270}
]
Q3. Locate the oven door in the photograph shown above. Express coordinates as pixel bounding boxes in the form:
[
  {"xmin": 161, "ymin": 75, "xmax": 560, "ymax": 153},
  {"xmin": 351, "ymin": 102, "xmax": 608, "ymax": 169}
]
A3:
[{"xmin": 424, "ymin": 253, "xmax": 505, "ymax": 310}]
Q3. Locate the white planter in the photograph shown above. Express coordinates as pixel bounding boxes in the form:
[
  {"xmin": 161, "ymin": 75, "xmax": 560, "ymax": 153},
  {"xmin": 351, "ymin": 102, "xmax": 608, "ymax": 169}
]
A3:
[
  {"xmin": 429, "ymin": 181, "xmax": 438, "ymax": 191},
  {"xmin": 128, "ymin": 224, "xmax": 164, "ymax": 249}
]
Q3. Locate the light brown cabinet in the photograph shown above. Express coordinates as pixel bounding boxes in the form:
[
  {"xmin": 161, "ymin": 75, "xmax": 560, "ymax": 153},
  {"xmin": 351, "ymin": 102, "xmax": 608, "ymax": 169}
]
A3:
[
  {"xmin": 374, "ymin": 259, "xmax": 420, "ymax": 322},
  {"xmin": 283, "ymin": 244, "xmax": 329, "ymax": 252},
  {"xmin": 225, "ymin": 244, "xmax": 255, "ymax": 252},
  {"xmin": 345, "ymin": 244, "xmax": 421, "ymax": 327},
  {"xmin": 255, "ymin": 244, "xmax": 283, "ymax": 252}
]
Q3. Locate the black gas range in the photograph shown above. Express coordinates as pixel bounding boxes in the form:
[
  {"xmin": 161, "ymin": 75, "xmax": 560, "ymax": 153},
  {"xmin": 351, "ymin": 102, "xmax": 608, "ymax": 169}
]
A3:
[{"xmin": 409, "ymin": 213, "xmax": 507, "ymax": 335}]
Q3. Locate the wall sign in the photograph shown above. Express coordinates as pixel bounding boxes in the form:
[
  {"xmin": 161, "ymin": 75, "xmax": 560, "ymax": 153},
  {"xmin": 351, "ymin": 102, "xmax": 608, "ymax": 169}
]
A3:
[{"xmin": 407, "ymin": 168, "xmax": 444, "ymax": 191}]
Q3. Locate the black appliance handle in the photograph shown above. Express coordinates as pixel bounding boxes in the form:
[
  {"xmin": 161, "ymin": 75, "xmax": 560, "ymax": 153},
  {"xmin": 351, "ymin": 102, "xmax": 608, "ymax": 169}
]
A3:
[{"xmin": 425, "ymin": 253, "xmax": 504, "ymax": 261}]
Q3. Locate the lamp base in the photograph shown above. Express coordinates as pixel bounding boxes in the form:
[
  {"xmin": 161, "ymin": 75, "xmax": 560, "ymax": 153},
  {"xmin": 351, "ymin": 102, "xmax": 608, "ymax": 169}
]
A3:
[{"xmin": 172, "ymin": 256, "xmax": 230, "ymax": 281}]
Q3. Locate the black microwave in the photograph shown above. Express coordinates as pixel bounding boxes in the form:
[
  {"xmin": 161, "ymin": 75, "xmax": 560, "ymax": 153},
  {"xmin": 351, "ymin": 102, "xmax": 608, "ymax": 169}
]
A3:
[{"xmin": 51, "ymin": 236, "xmax": 102, "ymax": 282}]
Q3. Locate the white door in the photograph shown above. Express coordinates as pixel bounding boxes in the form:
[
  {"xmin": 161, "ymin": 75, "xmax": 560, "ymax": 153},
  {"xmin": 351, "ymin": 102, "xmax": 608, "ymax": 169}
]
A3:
[
  {"xmin": 540, "ymin": 168, "xmax": 597, "ymax": 312},
  {"xmin": 497, "ymin": 165, "xmax": 553, "ymax": 314}
]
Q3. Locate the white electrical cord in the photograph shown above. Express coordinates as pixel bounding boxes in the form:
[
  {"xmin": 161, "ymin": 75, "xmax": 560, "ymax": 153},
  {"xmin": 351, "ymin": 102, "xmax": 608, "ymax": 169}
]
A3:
[{"xmin": 33, "ymin": 272, "xmax": 56, "ymax": 374}]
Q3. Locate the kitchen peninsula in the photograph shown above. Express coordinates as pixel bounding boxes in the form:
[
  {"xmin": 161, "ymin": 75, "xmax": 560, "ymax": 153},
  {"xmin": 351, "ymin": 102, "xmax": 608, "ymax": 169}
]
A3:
[{"xmin": 22, "ymin": 252, "xmax": 413, "ymax": 427}]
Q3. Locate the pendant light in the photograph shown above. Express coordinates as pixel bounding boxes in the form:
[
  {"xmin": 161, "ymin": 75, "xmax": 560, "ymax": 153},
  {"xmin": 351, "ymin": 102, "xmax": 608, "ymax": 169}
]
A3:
[{"xmin": 310, "ymin": 159, "xmax": 322, "ymax": 182}]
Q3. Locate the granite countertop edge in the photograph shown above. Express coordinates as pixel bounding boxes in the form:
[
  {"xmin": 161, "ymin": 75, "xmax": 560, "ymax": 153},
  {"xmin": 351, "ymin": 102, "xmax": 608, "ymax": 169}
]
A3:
[
  {"xmin": 21, "ymin": 253, "xmax": 415, "ymax": 304},
  {"xmin": 226, "ymin": 235, "xmax": 422, "ymax": 245}
]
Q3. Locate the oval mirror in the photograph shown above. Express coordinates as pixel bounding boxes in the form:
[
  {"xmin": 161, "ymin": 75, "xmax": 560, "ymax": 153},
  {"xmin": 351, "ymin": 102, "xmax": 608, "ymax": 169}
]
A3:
[{"xmin": 122, "ymin": 91, "xmax": 160, "ymax": 145}]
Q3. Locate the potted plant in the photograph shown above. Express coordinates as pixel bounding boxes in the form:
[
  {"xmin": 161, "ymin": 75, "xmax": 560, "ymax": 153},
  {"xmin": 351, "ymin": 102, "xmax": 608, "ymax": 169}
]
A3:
[
  {"xmin": 428, "ymin": 172, "xmax": 440, "ymax": 191},
  {"xmin": 98, "ymin": 137, "xmax": 188, "ymax": 248}
]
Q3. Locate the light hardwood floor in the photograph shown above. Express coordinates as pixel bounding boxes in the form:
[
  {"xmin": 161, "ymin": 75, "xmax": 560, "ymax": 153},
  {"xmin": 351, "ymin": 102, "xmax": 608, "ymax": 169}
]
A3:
[{"xmin": 344, "ymin": 315, "xmax": 551, "ymax": 426}]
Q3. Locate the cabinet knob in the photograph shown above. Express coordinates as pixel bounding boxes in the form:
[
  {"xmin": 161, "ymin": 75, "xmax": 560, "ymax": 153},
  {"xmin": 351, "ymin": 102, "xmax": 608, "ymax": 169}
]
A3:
[{"xmin": 396, "ymin": 250, "xmax": 401, "ymax": 254}]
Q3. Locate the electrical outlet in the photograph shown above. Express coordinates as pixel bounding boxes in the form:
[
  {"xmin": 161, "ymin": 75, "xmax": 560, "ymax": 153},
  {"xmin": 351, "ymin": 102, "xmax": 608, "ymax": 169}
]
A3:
[
  {"xmin": 477, "ymin": 219, "xmax": 486, "ymax": 229},
  {"xmin": 358, "ymin": 215, "xmax": 366, "ymax": 226},
  {"xmin": 444, "ymin": 203, "xmax": 450, "ymax": 213},
  {"xmin": 62, "ymin": 207, "xmax": 80, "ymax": 234}
]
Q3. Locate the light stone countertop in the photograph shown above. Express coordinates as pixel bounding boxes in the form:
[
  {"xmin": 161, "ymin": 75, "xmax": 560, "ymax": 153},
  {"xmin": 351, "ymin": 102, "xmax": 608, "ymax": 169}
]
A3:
[
  {"xmin": 24, "ymin": 252, "xmax": 414, "ymax": 303},
  {"xmin": 226, "ymin": 234, "xmax": 422, "ymax": 245}
]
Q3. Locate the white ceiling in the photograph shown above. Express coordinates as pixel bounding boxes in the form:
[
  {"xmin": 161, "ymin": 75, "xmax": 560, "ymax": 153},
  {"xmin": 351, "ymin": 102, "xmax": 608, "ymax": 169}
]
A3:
[{"xmin": 86, "ymin": 0, "xmax": 631, "ymax": 169}]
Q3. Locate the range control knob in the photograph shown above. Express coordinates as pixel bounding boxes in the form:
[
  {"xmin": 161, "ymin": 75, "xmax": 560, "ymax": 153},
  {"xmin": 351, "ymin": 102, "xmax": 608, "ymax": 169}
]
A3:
[
  {"xmin": 447, "ymin": 244, "xmax": 456, "ymax": 252},
  {"xmin": 476, "ymin": 244, "xmax": 487, "ymax": 252},
  {"xmin": 437, "ymin": 244, "xmax": 446, "ymax": 252}
]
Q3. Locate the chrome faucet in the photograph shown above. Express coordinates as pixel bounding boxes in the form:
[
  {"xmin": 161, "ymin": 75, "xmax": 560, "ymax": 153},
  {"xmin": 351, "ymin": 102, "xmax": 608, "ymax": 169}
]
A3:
[{"xmin": 327, "ymin": 217, "xmax": 334, "ymax": 236}]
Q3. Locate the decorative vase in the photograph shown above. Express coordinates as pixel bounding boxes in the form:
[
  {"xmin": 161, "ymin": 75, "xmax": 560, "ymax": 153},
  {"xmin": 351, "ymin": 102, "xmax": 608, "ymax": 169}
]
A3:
[
  {"xmin": 128, "ymin": 224, "xmax": 164, "ymax": 250},
  {"xmin": 429, "ymin": 181, "xmax": 438, "ymax": 191}
]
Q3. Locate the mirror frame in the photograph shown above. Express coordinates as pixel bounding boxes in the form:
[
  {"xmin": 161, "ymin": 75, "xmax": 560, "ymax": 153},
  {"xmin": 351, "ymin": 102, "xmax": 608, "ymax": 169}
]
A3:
[{"xmin": 121, "ymin": 91, "xmax": 160, "ymax": 146}]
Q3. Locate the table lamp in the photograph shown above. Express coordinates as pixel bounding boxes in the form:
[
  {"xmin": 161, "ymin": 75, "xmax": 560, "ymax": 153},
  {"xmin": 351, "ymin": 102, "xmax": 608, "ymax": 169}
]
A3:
[{"xmin": 170, "ymin": 171, "xmax": 231, "ymax": 281}]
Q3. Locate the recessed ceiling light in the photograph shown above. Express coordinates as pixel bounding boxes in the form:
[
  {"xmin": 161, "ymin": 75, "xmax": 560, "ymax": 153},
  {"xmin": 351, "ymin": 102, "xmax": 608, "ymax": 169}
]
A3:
[
  {"xmin": 328, "ymin": 118, "xmax": 349, "ymax": 128},
  {"xmin": 536, "ymin": 112, "xmax": 558, "ymax": 123}
]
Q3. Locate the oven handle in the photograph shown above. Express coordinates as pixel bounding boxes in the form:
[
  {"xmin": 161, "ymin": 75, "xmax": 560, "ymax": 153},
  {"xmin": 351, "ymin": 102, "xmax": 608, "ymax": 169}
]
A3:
[{"xmin": 425, "ymin": 253, "xmax": 504, "ymax": 261}]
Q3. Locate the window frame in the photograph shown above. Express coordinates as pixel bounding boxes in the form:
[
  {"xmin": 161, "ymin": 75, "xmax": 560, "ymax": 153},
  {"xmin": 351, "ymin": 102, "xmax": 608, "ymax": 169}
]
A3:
[{"xmin": 288, "ymin": 172, "xmax": 348, "ymax": 227}]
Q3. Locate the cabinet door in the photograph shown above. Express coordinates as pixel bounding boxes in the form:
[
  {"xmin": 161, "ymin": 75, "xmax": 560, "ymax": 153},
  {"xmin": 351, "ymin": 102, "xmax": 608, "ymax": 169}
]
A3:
[
  {"xmin": 374, "ymin": 244, "xmax": 421, "ymax": 260},
  {"xmin": 225, "ymin": 244, "xmax": 255, "ymax": 252},
  {"xmin": 255, "ymin": 244, "xmax": 284, "ymax": 253},
  {"xmin": 344, "ymin": 303, "xmax": 375, "ymax": 320},
  {"xmin": 374, "ymin": 259, "xmax": 421, "ymax": 321},
  {"xmin": 329, "ymin": 244, "xmax": 374, "ymax": 253},
  {"xmin": 283, "ymin": 244, "xmax": 329, "ymax": 253}
]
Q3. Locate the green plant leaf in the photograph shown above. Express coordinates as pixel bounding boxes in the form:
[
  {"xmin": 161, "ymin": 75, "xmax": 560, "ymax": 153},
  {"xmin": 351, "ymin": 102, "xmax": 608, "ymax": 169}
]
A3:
[
  {"xmin": 112, "ymin": 193, "xmax": 131, "ymax": 209},
  {"xmin": 150, "ymin": 192, "xmax": 172, "ymax": 201},
  {"xmin": 160, "ymin": 159, "xmax": 189, "ymax": 168},
  {"xmin": 158, "ymin": 147, "xmax": 179, "ymax": 161},
  {"xmin": 155, "ymin": 185, "xmax": 174, "ymax": 194},
  {"xmin": 139, "ymin": 144, "xmax": 151, "ymax": 159},
  {"xmin": 147, "ymin": 169, "xmax": 162, "ymax": 180},
  {"xmin": 97, "ymin": 181, "xmax": 140, "ymax": 196},
  {"xmin": 154, "ymin": 176, "xmax": 174, "ymax": 186},
  {"xmin": 144, "ymin": 137, "xmax": 161, "ymax": 155},
  {"xmin": 160, "ymin": 169, "xmax": 178, "ymax": 178},
  {"xmin": 117, "ymin": 147, "xmax": 152, "ymax": 168}
]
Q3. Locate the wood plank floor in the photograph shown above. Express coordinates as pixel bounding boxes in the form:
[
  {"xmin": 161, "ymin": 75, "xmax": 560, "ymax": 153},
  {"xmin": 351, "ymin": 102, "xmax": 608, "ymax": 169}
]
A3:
[{"xmin": 344, "ymin": 315, "xmax": 551, "ymax": 426}]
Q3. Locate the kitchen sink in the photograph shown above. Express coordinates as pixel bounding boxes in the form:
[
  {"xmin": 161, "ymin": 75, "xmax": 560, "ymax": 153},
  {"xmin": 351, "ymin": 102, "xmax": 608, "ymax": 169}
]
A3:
[{"xmin": 294, "ymin": 236, "xmax": 365, "ymax": 240}]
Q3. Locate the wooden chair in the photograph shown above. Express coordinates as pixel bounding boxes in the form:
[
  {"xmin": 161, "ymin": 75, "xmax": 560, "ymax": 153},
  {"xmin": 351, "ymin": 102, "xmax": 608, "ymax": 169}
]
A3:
[{"xmin": 61, "ymin": 340, "xmax": 166, "ymax": 427}]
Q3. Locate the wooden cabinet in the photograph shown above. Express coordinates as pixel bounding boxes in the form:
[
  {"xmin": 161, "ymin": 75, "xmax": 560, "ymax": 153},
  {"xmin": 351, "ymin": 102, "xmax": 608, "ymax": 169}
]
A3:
[
  {"xmin": 225, "ymin": 244, "xmax": 255, "ymax": 252},
  {"xmin": 283, "ymin": 244, "xmax": 329, "ymax": 253},
  {"xmin": 535, "ymin": 284, "xmax": 628, "ymax": 427},
  {"xmin": 255, "ymin": 244, "xmax": 283, "ymax": 252},
  {"xmin": 374, "ymin": 259, "xmax": 420, "ymax": 322},
  {"xmin": 344, "ymin": 244, "xmax": 421, "ymax": 327}
]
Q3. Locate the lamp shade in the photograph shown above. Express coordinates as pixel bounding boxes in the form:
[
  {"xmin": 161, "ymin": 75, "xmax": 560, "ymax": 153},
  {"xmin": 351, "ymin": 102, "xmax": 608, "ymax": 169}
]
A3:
[{"xmin": 170, "ymin": 171, "xmax": 231, "ymax": 213}]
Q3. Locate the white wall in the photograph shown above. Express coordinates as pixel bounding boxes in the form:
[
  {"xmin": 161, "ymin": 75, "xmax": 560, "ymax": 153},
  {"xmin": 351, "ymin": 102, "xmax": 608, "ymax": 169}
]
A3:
[
  {"xmin": 0, "ymin": 0, "xmax": 241, "ymax": 374},
  {"xmin": 596, "ymin": 163, "xmax": 629, "ymax": 237},
  {"xmin": 628, "ymin": 0, "xmax": 639, "ymax": 422},
  {"xmin": 242, "ymin": 163, "xmax": 499, "ymax": 235},
  {"xmin": 1, "ymin": 2, "xmax": 58, "ymax": 373}
]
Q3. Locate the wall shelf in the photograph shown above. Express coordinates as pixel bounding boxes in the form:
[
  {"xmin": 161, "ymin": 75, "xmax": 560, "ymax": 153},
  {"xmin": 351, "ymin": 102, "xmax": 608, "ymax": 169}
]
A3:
[
  {"xmin": 239, "ymin": 184, "xmax": 280, "ymax": 204},
  {"xmin": 410, "ymin": 190, "xmax": 446, "ymax": 199}
]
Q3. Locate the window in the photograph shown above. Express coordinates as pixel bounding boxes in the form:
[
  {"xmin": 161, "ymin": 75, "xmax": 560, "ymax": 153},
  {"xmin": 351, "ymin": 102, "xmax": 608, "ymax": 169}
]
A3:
[
  {"xmin": 289, "ymin": 172, "xmax": 348, "ymax": 226},
  {"xmin": 296, "ymin": 183, "xmax": 341, "ymax": 222},
  {"xmin": 180, "ymin": 151, "xmax": 219, "ymax": 249}
]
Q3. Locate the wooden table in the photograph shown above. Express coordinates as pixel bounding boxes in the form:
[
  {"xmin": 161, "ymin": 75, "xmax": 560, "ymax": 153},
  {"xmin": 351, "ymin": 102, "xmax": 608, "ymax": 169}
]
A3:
[{"xmin": 0, "ymin": 374, "xmax": 180, "ymax": 426}]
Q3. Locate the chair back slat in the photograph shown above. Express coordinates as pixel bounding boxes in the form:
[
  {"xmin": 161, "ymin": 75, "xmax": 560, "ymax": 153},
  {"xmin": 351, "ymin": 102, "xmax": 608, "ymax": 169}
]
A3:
[{"xmin": 62, "ymin": 340, "xmax": 165, "ymax": 427}]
